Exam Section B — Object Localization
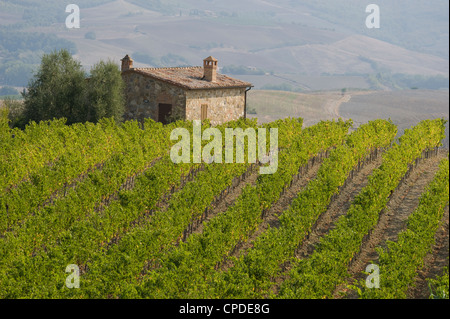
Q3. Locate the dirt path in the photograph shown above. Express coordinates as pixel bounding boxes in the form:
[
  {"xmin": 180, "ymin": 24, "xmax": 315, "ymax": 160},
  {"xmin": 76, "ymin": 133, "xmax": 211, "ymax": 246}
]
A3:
[
  {"xmin": 408, "ymin": 206, "xmax": 449, "ymax": 299},
  {"xmin": 267, "ymin": 149, "xmax": 383, "ymax": 294},
  {"xmin": 220, "ymin": 152, "xmax": 328, "ymax": 271},
  {"xmin": 295, "ymin": 155, "xmax": 384, "ymax": 260},
  {"xmin": 335, "ymin": 152, "xmax": 447, "ymax": 299},
  {"xmin": 324, "ymin": 94, "xmax": 352, "ymax": 119}
]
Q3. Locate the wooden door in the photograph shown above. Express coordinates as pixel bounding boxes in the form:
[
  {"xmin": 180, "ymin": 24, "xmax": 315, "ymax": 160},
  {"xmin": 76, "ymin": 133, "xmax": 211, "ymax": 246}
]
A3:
[{"xmin": 158, "ymin": 103, "xmax": 172, "ymax": 124}]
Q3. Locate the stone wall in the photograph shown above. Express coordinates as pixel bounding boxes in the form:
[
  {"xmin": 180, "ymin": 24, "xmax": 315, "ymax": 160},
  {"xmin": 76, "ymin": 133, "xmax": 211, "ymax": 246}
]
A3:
[
  {"xmin": 185, "ymin": 88, "xmax": 246, "ymax": 125},
  {"xmin": 122, "ymin": 72, "xmax": 246, "ymax": 125},
  {"xmin": 121, "ymin": 72, "xmax": 186, "ymax": 122}
]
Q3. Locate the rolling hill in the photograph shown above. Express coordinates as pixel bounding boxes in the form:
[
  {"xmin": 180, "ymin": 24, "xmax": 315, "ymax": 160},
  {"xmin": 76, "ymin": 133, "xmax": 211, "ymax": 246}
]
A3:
[{"xmin": 1, "ymin": 0, "xmax": 447, "ymax": 81}]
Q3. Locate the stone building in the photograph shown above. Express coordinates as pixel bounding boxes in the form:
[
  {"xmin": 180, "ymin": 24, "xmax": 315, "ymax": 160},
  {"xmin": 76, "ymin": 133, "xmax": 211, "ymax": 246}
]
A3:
[{"xmin": 120, "ymin": 55, "xmax": 253, "ymax": 125}]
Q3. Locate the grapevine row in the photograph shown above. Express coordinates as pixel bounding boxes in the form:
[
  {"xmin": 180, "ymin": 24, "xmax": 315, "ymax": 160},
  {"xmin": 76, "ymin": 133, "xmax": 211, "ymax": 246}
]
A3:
[
  {"xmin": 212, "ymin": 119, "xmax": 397, "ymax": 299},
  {"xmin": 133, "ymin": 120, "xmax": 352, "ymax": 298},
  {"xmin": 0, "ymin": 119, "xmax": 220, "ymax": 297},
  {"xmin": 0, "ymin": 118, "xmax": 181, "ymax": 233},
  {"xmin": 278, "ymin": 118, "xmax": 447, "ymax": 299},
  {"xmin": 357, "ymin": 157, "xmax": 449, "ymax": 299},
  {"xmin": 0, "ymin": 118, "xmax": 298, "ymax": 298},
  {"xmin": 427, "ymin": 266, "xmax": 449, "ymax": 299},
  {"xmin": 62, "ymin": 118, "xmax": 302, "ymax": 298}
]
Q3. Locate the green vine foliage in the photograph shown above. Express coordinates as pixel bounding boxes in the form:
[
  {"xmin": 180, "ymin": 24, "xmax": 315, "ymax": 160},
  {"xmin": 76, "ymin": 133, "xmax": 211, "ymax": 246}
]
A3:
[
  {"xmin": 278, "ymin": 119, "xmax": 447, "ymax": 299},
  {"xmin": 0, "ymin": 117, "xmax": 447, "ymax": 299}
]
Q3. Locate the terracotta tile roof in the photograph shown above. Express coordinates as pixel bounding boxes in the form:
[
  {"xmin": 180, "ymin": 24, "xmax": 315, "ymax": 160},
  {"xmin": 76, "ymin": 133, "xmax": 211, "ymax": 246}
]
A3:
[{"xmin": 123, "ymin": 66, "xmax": 252, "ymax": 90}]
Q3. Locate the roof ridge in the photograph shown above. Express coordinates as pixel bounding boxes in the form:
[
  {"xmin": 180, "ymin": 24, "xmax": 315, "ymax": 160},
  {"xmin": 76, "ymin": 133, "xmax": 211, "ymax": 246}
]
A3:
[
  {"xmin": 135, "ymin": 66, "xmax": 202, "ymax": 70},
  {"xmin": 125, "ymin": 67, "xmax": 252, "ymax": 90}
]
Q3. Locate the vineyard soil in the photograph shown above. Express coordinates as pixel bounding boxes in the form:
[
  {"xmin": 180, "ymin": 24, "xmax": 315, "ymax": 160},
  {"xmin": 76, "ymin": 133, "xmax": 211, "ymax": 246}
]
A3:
[
  {"xmin": 221, "ymin": 150, "xmax": 326, "ymax": 271},
  {"xmin": 336, "ymin": 151, "xmax": 448, "ymax": 298},
  {"xmin": 408, "ymin": 206, "xmax": 449, "ymax": 299}
]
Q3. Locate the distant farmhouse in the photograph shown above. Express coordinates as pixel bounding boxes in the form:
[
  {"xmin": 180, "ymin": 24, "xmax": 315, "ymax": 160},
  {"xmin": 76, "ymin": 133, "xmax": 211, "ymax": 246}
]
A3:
[{"xmin": 120, "ymin": 55, "xmax": 253, "ymax": 125}]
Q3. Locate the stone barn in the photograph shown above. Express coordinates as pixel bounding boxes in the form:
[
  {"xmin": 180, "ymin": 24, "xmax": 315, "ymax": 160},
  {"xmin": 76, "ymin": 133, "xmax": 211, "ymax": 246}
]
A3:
[{"xmin": 120, "ymin": 55, "xmax": 253, "ymax": 125}]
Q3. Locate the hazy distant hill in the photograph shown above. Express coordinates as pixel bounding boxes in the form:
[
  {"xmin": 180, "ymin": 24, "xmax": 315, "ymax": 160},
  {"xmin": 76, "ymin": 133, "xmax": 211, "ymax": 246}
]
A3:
[
  {"xmin": 97, "ymin": 0, "xmax": 450, "ymax": 59},
  {"xmin": 0, "ymin": 0, "xmax": 448, "ymax": 90},
  {"xmin": 58, "ymin": 1, "xmax": 450, "ymax": 76},
  {"xmin": 285, "ymin": 0, "xmax": 449, "ymax": 59}
]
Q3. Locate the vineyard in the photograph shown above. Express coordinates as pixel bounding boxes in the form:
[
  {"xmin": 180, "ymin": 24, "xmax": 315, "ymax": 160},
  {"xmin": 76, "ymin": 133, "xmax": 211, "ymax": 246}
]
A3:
[{"xmin": 0, "ymin": 113, "xmax": 448, "ymax": 299}]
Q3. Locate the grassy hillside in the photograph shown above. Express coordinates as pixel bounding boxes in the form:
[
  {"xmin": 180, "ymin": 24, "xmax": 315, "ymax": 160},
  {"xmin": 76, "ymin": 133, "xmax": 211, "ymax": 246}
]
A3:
[
  {"xmin": 339, "ymin": 89, "xmax": 450, "ymax": 147},
  {"xmin": 246, "ymin": 90, "xmax": 350, "ymax": 126},
  {"xmin": 247, "ymin": 89, "xmax": 449, "ymax": 148}
]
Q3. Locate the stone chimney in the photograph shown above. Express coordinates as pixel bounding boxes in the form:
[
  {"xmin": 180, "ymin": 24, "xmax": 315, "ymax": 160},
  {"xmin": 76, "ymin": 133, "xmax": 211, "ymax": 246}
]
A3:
[
  {"xmin": 121, "ymin": 54, "xmax": 134, "ymax": 72},
  {"xmin": 203, "ymin": 56, "xmax": 218, "ymax": 82}
]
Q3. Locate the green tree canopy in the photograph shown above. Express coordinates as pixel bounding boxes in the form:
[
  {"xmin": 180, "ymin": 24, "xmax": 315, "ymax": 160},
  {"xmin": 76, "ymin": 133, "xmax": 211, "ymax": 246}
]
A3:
[
  {"xmin": 23, "ymin": 49, "xmax": 87, "ymax": 124},
  {"xmin": 86, "ymin": 60, "xmax": 125, "ymax": 123},
  {"xmin": 22, "ymin": 49, "xmax": 125, "ymax": 126}
]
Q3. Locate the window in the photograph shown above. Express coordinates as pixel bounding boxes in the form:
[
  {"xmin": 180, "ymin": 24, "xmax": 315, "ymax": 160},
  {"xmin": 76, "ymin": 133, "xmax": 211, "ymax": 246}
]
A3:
[{"xmin": 201, "ymin": 104, "xmax": 208, "ymax": 121}]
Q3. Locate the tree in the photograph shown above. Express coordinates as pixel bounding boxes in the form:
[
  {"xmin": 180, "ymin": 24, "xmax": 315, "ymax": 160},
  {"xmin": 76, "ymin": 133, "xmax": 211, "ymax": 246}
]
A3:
[
  {"xmin": 22, "ymin": 49, "xmax": 126, "ymax": 126},
  {"xmin": 23, "ymin": 49, "xmax": 87, "ymax": 124},
  {"xmin": 86, "ymin": 60, "xmax": 125, "ymax": 123},
  {"xmin": 3, "ymin": 98, "xmax": 27, "ymax": 129}
]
